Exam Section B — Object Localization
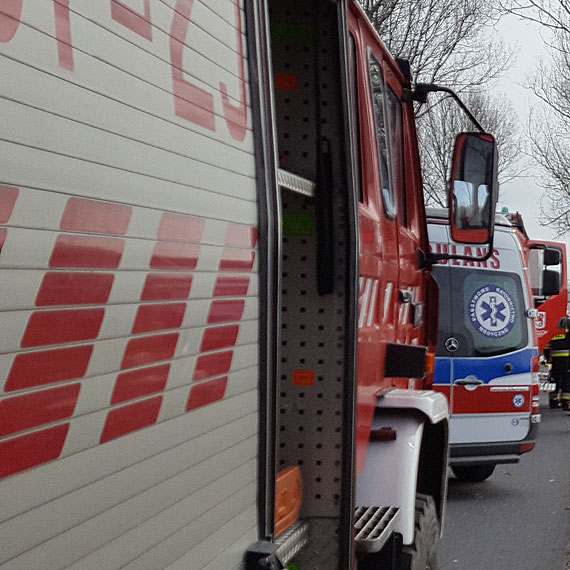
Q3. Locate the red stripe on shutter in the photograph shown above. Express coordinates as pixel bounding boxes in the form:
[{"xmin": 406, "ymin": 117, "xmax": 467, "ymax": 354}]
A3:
[
  {"xmin": 141, "ymin": 273, "xmax": 193, "ymax": 300},
  {"xmin": 225, "ymin": 224, "xmax": 257, "ymax": 248},
  {"xmin": 157, "ymin": 213, "xmax": 205, "ymax": 243},
  {"xmin": 22, "ymin": 308, "xmax": 105, "ymax": 347},
  {"xmin": 207, "ymin": 300, "xmax": 245, "ymax": 324},
  {"xmin": 213, "ymin": 276, "xmax": 250, "ymax": 297},
  {"xmin": 50, "ymin": 235, "xmax": 124, "ymax": 268},
  {"xmin": 150, "ymin": 243, "xmax": 199, "ymax": 269},
  {"xmin": 60, "ymin": 197, "xmax": 132, "ymax": 234},
  {"xmin": 100, "ymin": 396, "xmax": 162, "ymax": 443},
  {"xmin": 132, "ymin": 303, "xmax": 186, "ymax": 334},
  {"xmin": 6, "ymin": 345, "xmax": 93, "ymax": 390},
  {"xmin": 121, "ymin": 333, "xmax": 179, "ymax": 369},
  {"xmin": 111, "ymin": 364, "xmax": 170, "ymax": 405},
  {"xmin": 186, "ymin": 377, "xmax": 228, "ymax": 411},
  {"xmin": 0, "ymin": 424, "xmax": 69, "ymax": 479},
  {"xmin": 0, "ymin": 384, "xmax": 80, "ymax": 437},
  {"xmin": 219, "ymin": 249, "xmax": 255, "ymax": 271},
  {"xmin": 0, "ymin": 186, "xmax": 18, "ymax": 223},
  {"xmin": 35, "ymin": 272, "xmax": 114, "ymax": 306},
  {"xmin": 200, "ymin": 325, "xmax": 239, "ymax": 352},
  {"xmin": 193, "ymin": 350, "xmax": 233, "ymax": 381}
]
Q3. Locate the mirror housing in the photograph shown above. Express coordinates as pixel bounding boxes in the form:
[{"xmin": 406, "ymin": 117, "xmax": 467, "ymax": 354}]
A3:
[
  {"xmin": 542, "ymin": 269, "xmax": 561, "ymax": 297},
  {"xmin": 449, "ymin": 133, "xmax": 498, "ymax": 244},
  {"xmin": 544, "ymin": 247, "xmax": 561, "ymax": 266}
]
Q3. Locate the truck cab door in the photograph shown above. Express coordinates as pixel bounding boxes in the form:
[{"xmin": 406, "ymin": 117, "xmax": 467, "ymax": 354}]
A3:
[
  {"xmin": 349, "ymin": 17, "xmax": 401, "ymax": 473},
  {"xmin": 527, "ymin": 240, "xmax": 567, "ymax": 353}
]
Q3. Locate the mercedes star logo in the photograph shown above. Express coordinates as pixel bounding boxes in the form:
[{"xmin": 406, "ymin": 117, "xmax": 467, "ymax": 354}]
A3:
[{"xmin": 445, "ymin": 337, "xmax": 459, "ymax": 352}]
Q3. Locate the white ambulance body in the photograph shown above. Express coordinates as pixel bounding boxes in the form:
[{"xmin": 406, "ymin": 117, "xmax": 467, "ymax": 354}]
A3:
[{"xmin": 428, "ymin": 210, "xmax": 540, "ymax": 482}]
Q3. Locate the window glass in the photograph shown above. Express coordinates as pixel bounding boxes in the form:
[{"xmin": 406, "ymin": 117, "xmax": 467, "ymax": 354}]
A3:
[
  {"xmin": 348, "ymin": 34, "xmax": 363, "ymax": 203},
  {"xmin": 368, "ymin": 53, "xmax": 396, "ymax": 218},
  {"xmin": 385, "ymin": 87, "xmax": 407, "ymax": 225},
  {"xmin": 433, "ymin": 266, "xmax": 528, "ymax": 357}
]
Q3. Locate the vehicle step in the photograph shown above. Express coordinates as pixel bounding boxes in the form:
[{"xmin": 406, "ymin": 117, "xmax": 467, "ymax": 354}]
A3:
[
  {"xmin": 274, "ymin": 519, "xmax": 310, "ymax": 565},
  {"xmin": 354, "ymin": 506, "xmax": 400, "ymax": 553},
  {"xmin": 277, "ymin": 168, "xmax": 315, "ymax": 197}
]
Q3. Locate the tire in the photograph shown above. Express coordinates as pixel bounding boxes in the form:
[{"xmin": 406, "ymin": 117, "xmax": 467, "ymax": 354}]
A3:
[
  {"xmin": 451, "ymin": 464, "xmax": 495, "ymax": 482},
  {"xmin": 402, "ymin": 494, "xmax": 440, "ymax": 570}
]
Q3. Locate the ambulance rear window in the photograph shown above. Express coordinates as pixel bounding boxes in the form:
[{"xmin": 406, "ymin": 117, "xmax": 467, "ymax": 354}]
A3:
[{"xmin": 433, "ymin": 267, "xmax": 528, "ymax": 357}]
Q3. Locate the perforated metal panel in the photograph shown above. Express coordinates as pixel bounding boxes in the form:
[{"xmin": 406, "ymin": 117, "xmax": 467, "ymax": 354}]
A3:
[
  {"xmin": 268, "ymin": 2, "xmax": 357, "ymax": 568},
  {"xmin": 271, "ymin": 0, "xmax": 349, "ymax": 520}
]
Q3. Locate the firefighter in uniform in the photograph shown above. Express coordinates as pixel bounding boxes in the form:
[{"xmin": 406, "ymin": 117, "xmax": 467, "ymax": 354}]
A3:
[{"xmin": 544, "ymin": 317, "xmax": 570, "ymax": 412}]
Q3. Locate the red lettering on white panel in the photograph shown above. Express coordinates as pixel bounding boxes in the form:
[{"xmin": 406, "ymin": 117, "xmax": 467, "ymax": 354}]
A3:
[
  {"xmin": 111, "ymin": 0, "xmax": 152, "ymax": 41},
  {"xmin": 53, "ymin": 0, "xmax": 74, "ymax": 71},
  {"xmin": 220, "ymin": 0, "xmax": 247, "ymax": 141},
  {"xmin": 170, "ymin": 0, "xmax": 215, "ymax": 130},
  {"xmin": 0, "ymin": 0, "xmax": 23, "ymax": 43}
]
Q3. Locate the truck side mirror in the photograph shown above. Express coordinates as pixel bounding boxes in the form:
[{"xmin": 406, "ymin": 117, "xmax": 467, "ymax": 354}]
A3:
[
  {"xmin": 449, "ymin": 133, "xmax": 498, "ymax": 245},
  {"xmin": 542, "ymin": 268, "xmax": 561, "ymax": 297},
  {"xmin": 544, "ymin": 247, "xmax": 561, "ymax": 266}
]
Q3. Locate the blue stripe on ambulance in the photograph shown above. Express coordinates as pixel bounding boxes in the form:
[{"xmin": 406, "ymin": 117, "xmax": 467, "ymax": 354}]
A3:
[{"xmin": 434, "ymin": 347, "xmax": 538, "ymax": 385}]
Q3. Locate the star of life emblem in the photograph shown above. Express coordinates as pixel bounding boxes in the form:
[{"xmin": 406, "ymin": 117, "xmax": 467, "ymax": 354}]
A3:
[
  {"xmin": 512, "ymin": 394, "xmax": 525, "ymax": 408},
  {"xmin": 469, "ymin": 285, "xmax": 516, "ymax": 338}
]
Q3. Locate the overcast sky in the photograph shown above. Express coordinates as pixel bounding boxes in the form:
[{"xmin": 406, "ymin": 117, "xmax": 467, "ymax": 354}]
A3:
[{"xmin": 493, "ymin": 13, "xmax": 567, "ymax": 248}]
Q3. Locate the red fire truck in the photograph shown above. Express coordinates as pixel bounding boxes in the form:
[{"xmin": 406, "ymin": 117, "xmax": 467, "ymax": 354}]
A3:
[{"xmin": 0, "ymin": 1, "xmax": 496, "ymax": 569}]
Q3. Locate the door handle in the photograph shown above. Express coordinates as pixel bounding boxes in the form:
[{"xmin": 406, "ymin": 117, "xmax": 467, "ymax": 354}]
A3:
[
  {"xmin": 454, "ymin": 377, "xmax": 483, "ymax": 386},
  {"xmin": 399, "ymin": 290, "xmax": 413, "ymax": 303}
]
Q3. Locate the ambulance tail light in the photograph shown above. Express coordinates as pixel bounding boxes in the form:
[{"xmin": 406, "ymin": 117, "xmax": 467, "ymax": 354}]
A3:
[
  {"xmin": 531, "ymin": 355, "xmax": 540, "ymax": 384},
  {"xmin": 531, "ymin": 379, "xmax": 541, "ymax": 414}
]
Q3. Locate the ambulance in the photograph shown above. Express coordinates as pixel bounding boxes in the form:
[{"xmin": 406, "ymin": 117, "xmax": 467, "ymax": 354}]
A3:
[{"xmin": 428, "ymin": 209, "xmax": 548, "ymax": 482}]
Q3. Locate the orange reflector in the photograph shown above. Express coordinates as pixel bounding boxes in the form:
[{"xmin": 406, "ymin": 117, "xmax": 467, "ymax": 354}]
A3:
[
  {"xmin": 274, "ymin": 72, "xmax": 299, "ymax": 90},
  {"xmin": 275, "ymin": 466, "xmax": 303, "ymax": 537},
  {"xmin": 293, "ymin": 369, "xmax": 315, "ymax": 386},
  {"xmin": 425, "ymin": 352, "xmax": 435, "ymax": 374},
  {"xmin": 520, "ymin": 442, "xmax": 535, "ymax": 453}
]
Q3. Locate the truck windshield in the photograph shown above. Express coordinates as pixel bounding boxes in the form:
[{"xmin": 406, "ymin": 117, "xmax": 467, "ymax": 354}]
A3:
[{"xmin": 433, "ymin": 266, "xmax": 528, "ymax": 357}]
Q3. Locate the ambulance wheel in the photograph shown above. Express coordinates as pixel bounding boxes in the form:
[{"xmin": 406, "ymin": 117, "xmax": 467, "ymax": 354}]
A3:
[
  {"xmin": 451, "ymin": 464, "xmax": 495, "ymax": 482},
  {"xmin": 402, "ymin": 494, "xmax": 440, "ymax": 570}
]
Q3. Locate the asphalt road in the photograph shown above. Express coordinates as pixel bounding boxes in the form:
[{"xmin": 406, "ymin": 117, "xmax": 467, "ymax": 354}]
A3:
[{"xmin": 441, "ymin": 395, "xmax": 570, "ymax": 570}]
